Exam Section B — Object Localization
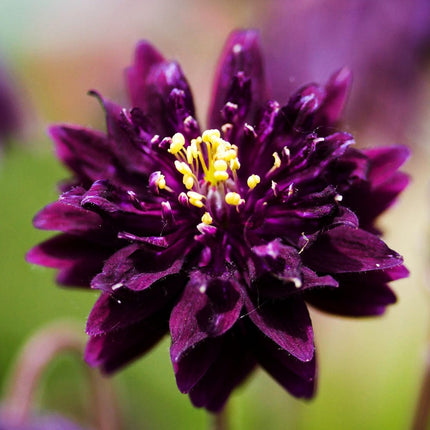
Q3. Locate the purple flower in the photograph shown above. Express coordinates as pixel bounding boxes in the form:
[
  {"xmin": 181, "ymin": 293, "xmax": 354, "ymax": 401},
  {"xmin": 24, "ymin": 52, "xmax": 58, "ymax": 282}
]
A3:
[
  {"xmin": 27, "ymin": 30, "xmax": 409, "ymax": 412},
  {"xmin": 263, "ymin": 0, "xmax": 430, "ymax": 142},
  {"xmin": 0, "ymin": 411, "xmax": 86, "ymax": 430}
]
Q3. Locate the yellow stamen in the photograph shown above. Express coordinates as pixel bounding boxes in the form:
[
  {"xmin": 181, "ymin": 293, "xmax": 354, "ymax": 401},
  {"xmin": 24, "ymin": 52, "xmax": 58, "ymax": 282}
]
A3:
[
  {"xmin": 247, "ymin": 174, "xmax": 260, "ymax": 189},
  {"xmin": 230, "ymin": 157, "xmax": 240, "ymax": 171},
  {"xmin": 225, "ymin": 192, "xmax": 244, "ymax": 206},
  {"xmin": 214, "ymin": 159, "xmax": 228, "ymax": 171},
  {"xmin": 166, "ymin": 128, "xmax": 252, "ymax": 221},
  {"xmin": 190, "ymin": 199, "xmax": 203, "ymax": 208},
  {"xmin": 214, "ymin": 171, "xmax": 229, "ymax": 181},
  {"xmin": 201, "ymin": 212, "xmax": 213, "ymax": 225},
  {"xmin": 187, "ymin": 191, "xmax": 204, "ymax": 200},
  {"xmin": 202, "ymin": 129, "xmax": 221, "ymax": 143},
  {"xmin": 174, "ymin": 160, "xmax": 192, "ymax": 175},
  {"xmin": 183, "ymin": 174, "xmax": 194, "ymax": 190},
  {"xmin": 169, "ymin": 132, "xmax": 186, "ymax": 154},
  {"xmin": 156, "ymin": 174, "xmax": 166, "ymax": 190},
  {"xmin": 187, "ymin": 191, "xmax": 205, "ymax": 208}
]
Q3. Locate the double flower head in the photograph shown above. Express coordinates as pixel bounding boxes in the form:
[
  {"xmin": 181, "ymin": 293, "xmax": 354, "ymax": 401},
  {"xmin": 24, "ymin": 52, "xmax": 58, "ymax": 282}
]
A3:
[{"xmin": 28, "ymin": 30, "xmax": 409, "ymax": 411}]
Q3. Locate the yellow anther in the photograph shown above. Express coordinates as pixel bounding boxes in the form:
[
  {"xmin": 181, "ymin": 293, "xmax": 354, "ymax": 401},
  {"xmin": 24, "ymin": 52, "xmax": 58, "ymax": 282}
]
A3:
[
  {"xmin": 201, "ymin": 212, "xmax": 213, "ymax": 225},
  {"xmin": 174, "ymin": 160, "xmax": 192, "ymax": 175},
  {"xmin": 189, "ymin": 199, "xmax": 204, "ymax": 208},
  {"xmin": 214, "ymin": 159, "xmax": 228, "ymax": 171},
  {"xmin": 202, "ymin": 129, "xmax": 221, "ymax": 143},
  {"xmin": 156, "ymin": 174, "xmax": 166, "ymax": 189},
  {"xmin": 183, "ymin": 174, "xmax": 194, "ymax": 190},
  {"xmin": 230, "ymin": 158, "xmax": 241, "ymax": 171},
  {"xmin": 272, "ymin": 152, "xmax": 281, "ymax": 168},
  {"xmin": 169, "ymin": 132, "xmax": 185, "ymax": 154},
  {"xmin": 190, "ymin": 140, "xmax": 199, "ymax": 155},
  {"xmin": 187, "ymin": 191, "xmax": 204, "ymax": 201},
  {"xmin": 247, "ymin": 174, "xmax": 260, "ymax": 189},
  {"xmin": 225, "ymin": 192, "xmax": 244, "ymax": 206},
  {"xmin": 221, "ymin": 149, "xmax": 237, "ymax": 161},
  {"xmin": 186, "ymin": 141, "xmax": 199, "ymax": 164},
  {"xmin": 186, "ymin": 146, "xmax": 193, "ymax": 164},
  {"xmin": 188, "ymin": 190, "xmax": 205, "ymax": 208},
  {"xmin": 214, "ymin": 171, "xmax": 229, "ymax": 181}
]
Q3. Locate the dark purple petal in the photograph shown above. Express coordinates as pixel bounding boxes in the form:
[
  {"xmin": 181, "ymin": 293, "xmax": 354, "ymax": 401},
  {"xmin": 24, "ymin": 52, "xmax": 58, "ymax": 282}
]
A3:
[
  {"xmin": 329, "ymin": 206, "xmax": 360, "ymax": 229},
  {"xmin": 251, "ymin": 239, "xmax": 302, "ymax": 281},
  {"xmin": 275, "ymin": 132, "xmax": 354, "ymax": 190},
  {"xmin": 89, "ymin": 92, "xmax": 160, "ymax": 179},
  {"xmin": 126, "ymin": 40, "xmax": 165, "ymax": 111},
  {"xmin": 91, "ymin": 243, "xmax": 184, "ymax": 292},
  {"xmin": 355, "ymin": 172, "xmax": 410, "ymax": 231},
  {"xmin": 305, "ymin": 269, "xmax": 404, "ymax": 316},
  {"xmin": 170, "ymin": 271, "xmax": 243, "ymax": 392},
  {"xmin": 50, "ymin": 125, "xmax": 113, "ymax": 186},
  {"xmin": 208, "ymin": 29, "xmax": 266, "ymax": 128},
  {"xmin": 85, "ymin": 309, "xmax": 169, "ymax": 374},
  {"xmin": 245, "ymin": 295, "xmax": 314, "ymax": 362},
  {"xmin": 363, "ymin": 145, "xmax": 411, "ymax": 187},
  {"xmin": 301, "ymin": 267, "xmax": 339, "ymax": 290},
  {"xmin": 127, "ymin": 42, "xmax": 195, "ymax": 136},
  {"xmin": 189, "ymin": 329, "xmax": 256, "ymax": 412},
  {"xmin": 250, "ymin": 326, "xmax": 316, "ymax": 398},
  {"xmin": 26, "ymin": 234, "xmax": 112, "ymax": 287},
  {"xmin": 33, "ymin": 196, "xmax": 104, "ymax": 236},
  {"xmin": 280, "ymin": 84, "xmax": 325, "ymax": 133},
  {"xmin": 302, "ymin": 225, "xmax": 403, "ymax": 273},
  {"xmin": 87, "ymin": 274, "xmax": 184, "ymax": 336},
  {"xmin": 314, "ymin": 67, "xmax": 352, "ymax": 126}
]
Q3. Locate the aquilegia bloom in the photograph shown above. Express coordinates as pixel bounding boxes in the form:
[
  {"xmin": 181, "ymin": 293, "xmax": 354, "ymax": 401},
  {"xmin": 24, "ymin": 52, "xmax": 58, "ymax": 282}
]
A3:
[{"xmin": 27, "ymin": 30, "xmax": 409, "ymax": 412}]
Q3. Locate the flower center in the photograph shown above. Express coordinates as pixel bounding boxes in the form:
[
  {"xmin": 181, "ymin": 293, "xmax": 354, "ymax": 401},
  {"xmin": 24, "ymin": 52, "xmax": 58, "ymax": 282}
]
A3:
[
  {"xmin": 156, "ymin": 129, "xmax": 261, "ymax": 227},
  {"xmin": 169, "ymin": 129, "xmax": 240, "ymax": 190}
]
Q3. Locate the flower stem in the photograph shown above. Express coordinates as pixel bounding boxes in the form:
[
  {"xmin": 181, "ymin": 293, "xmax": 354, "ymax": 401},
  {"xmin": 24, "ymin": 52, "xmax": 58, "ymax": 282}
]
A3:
[
  {"xmin": 2, "ymin": 322, "xmax": 121, "ymax": 430},
  {"xmin": 210, "ymin": 405, "xmax": 229, "ymax": 430},
  {"xmin": 412, "ymin": 341, "xmax": 430, "ymax": 430}
]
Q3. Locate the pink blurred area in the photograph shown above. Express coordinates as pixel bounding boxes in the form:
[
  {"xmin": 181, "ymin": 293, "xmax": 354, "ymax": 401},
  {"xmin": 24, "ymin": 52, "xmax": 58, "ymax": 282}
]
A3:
[{"xmin": 262, "ymin": 0, "xmax": 430, "ymax": 144}]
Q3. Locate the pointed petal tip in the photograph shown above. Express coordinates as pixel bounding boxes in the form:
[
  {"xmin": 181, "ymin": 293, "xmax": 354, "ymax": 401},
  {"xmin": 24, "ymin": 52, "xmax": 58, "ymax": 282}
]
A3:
[
  {"xmin": 25, "ymin": 247, "xmax": 38, "ymax": 264},
  {"xmin": 330, "ymin": 67, "xmax": 353, "ymax": 87},
  {"xmin": 132, "ymin": 40, "xmax": 165, "ymax": 65},
  {"xmin": 227, "ymin": 28, "xmax": 261, "ymax": 46},
  {"xmin": 208, "ymin": 28, "xmax": 266, "ymax": 128}
]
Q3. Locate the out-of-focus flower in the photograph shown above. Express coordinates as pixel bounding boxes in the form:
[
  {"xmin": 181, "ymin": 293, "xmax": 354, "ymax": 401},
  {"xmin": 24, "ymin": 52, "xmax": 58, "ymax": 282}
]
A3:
[
  {"xmin": 0, "ymin": 64, "xmax": 22, "ymax": 149},
  {"xmin": 263, "ymin": 0, "xmax": 430, "ymax": 142},
  {"xmin": 1, "ymin": 324, "xmax": 119, "ymax": 430},
  {"xmin": 27, "ymin": 30, "xmax": 409, "ymax": 412},
  {"xmin": 0, "ymin": 411, "xmax": 86, "ymax": 430}
]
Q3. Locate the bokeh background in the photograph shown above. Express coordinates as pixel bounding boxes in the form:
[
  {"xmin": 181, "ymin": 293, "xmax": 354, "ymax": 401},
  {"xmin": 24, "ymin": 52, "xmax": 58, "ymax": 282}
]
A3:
[{"xmin": 1, "ymin": 1, "xmax": 430, "ymax": 429}]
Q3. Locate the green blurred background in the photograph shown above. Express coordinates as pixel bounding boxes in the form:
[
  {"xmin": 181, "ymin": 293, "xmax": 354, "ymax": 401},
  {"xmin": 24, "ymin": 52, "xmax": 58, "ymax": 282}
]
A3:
[{"xmin": 0, "ymin": 1, "xmax": 429, "ymax": 429}]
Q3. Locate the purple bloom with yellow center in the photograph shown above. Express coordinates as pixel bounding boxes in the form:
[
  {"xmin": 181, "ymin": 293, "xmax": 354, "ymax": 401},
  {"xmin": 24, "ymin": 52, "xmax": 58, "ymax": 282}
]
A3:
[{"xmin": 27, "ymin": 30, "xmax": 409, "ymax": 412}]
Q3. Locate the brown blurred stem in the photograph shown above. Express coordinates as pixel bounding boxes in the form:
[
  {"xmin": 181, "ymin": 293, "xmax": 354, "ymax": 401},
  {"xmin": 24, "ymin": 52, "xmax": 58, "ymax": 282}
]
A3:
[
  {"xmin": 211, "ymin": 405, "xmax": 229, "ymax": 430},
  {"xmin": 2, "ymin": 322, "xmax": 121, "ymax": 430},
  {"xmin": 412, "ymin": 343, "xmax": 430, "ymax": 430}
]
